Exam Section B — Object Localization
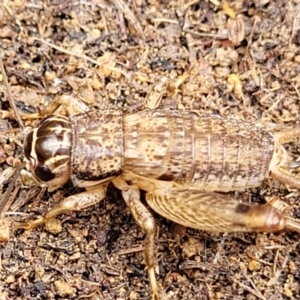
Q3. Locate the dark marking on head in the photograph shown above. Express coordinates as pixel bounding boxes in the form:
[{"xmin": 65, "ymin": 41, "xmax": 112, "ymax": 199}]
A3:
[
  {"xmin": 35, "ymin": 164, "xmax": 55, "ymax": 182},
  {"xmin": 24, "ymin": 131, "xmax": 33, "ymax": 159},
  {"xmin": 24, "ymin": 115, "xmax": 72, "ymax": 186}
]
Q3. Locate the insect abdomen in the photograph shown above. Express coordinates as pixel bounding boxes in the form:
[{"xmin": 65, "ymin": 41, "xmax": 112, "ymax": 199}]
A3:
[{"xmin": 123, "ymin": 110, "xmax": 275, "ymax": 192}]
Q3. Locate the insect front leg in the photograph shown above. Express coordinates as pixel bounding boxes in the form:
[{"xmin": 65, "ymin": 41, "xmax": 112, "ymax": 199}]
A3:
[
  {"xmin": 112, "ymin": 178, "xmax": 161, "ymax": 300},
  {"xmin": 145, "ymin": 188, "xmax": 300, "ymax": 234},
  {"xmin": 16, "ymin": 185, "xmax": 107, "ymax": 230}
]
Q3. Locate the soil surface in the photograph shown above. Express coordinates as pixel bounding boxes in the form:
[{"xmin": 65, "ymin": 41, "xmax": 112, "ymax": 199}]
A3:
[{"xmin": 1, "ymin": 0, "xmax": 300, "ymax": 299}]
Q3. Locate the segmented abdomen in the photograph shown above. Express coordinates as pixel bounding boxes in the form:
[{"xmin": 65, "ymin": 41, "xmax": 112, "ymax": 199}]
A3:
[{"xmin": 123, "ymin": 110, "xmax": 275, "ymax": 192}]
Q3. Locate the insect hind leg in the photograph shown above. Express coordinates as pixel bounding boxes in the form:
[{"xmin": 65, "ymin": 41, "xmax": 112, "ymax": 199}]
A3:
[
  {"xmin": 270, "ymin": 129, "xmax": 300, "ymax": 190},
  {"xmin": 145, "ymin": 188, "xmax": 300, "ymax": 233}
]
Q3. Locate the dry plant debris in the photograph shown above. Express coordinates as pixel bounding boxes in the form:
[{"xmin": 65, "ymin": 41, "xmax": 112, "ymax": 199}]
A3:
[{"xmin": 0, "ymin": 0, "xmax": 300, "ymax": 299}]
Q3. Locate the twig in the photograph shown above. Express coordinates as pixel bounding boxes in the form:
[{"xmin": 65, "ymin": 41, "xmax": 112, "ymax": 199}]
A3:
[
  {"xmin": 230, "ymin": 276, "xmax": 267, "ymax": 300},
  {"xmin": 111, "ymin": 0, "xmax": 145, "ymax": 41},
  {"xmin": 0, "ymin": 51, "xmax": 25, "ymax": 129},
  {"xmin": 33, "ymin": 37, "xmax": 129, "ymax": 79},
  {"xmin": 117, "ymin": 244, "xmax": 144, "ymax": 255},
  {"xmin": 0, "ymin": 163, "xmax": 24, "ymax": 217}
]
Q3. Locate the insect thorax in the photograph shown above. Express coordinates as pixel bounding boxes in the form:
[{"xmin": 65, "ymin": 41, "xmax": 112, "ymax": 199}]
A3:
[{"xmin": 70, "ymin": 110, "xmax": 123, "ymax": 186}]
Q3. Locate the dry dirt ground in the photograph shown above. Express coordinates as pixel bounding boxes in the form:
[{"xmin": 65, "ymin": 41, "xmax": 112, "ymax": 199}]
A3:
[{"xmin": 1, "ymin": 0, "xmax": 300, "ymax": 299}]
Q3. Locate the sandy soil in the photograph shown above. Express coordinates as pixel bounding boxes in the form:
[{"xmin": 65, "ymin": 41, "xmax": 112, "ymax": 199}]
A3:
[{"xmin": 0, "ymin": 1, "xmax": 300, "ymax": 299}]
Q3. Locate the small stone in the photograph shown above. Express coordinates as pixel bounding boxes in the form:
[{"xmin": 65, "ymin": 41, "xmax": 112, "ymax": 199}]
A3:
[
  {"xmin": 44, "ymin": 218, "xmax": 62, "ymax": 234},
  {"xmin": 54, "ymin": 280, "xmax": 75, "ymax": 297},
  {"xmin": 0, "ymin": 218, "xmax": 11, "ymax": 242},
  {"xmin": 248, "ymin": 260, "xmax": 260, "ymax": 271},
  {"xmin": 6, "ymin": 275, "xmax": 15, "ymax": 284}
]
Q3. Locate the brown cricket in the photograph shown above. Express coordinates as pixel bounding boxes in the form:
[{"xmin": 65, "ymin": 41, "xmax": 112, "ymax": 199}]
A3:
[{"xmin": 19, "ymin": 108, "xmax": 300, "ymax": 300}]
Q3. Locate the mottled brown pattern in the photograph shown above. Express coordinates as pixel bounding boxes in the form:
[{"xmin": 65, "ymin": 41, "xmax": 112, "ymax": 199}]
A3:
[
  {"xmin": 123, "ymin": 110, "xmax": 274, "ymax": 192},
  {"xmin": 25, "ymin": 109, "xmax": 275, "ymax": 191},
  {"xmin": 21, "ymin": 108, "xmax": 300, "ymax": 300},
  {"xmin": 71, "ymin": 110, "xmax": 123, "ymax": 181}
]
